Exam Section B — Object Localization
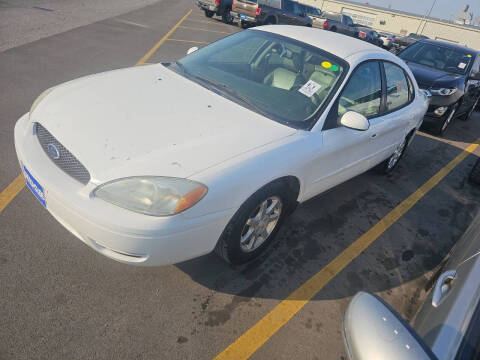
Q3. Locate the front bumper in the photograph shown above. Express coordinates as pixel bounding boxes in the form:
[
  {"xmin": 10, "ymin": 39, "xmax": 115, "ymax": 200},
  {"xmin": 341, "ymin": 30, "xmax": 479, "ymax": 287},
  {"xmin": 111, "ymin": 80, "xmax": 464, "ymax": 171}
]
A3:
[
  {"xmin": 197, "ymin": 1, "xmax": 218, "ymax": 12},
  {"xmin": 14, "ymin": 113, "xmax": 235, "ymax": 266},
  {"xmin": 230, "ymin": 11, "xmax": 257, "ymax": 23}
]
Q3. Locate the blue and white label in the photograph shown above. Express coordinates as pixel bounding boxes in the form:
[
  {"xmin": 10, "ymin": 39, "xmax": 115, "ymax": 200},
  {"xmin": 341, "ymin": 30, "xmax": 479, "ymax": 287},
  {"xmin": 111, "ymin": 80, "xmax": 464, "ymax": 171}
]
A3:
[
  {"xmin": 240, "ymin": 14, "xmax": 246, "ymax": 19},
  {"xmin": 24, "ymin": 166, "xmax": 46, "ymax": 207}
]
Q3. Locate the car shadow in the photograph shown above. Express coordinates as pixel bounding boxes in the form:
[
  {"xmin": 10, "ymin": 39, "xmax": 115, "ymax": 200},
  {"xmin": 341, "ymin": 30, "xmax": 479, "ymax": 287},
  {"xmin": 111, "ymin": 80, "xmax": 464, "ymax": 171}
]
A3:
[{"xmin": 175, "ymin": 132, "xmax": 480, "ymax": 310}]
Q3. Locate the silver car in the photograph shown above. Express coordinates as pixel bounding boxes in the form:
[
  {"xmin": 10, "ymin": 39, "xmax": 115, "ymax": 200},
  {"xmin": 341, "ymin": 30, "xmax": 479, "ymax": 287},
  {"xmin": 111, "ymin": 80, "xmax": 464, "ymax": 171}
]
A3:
[{"xmin": 343, "ymin": 211, "xmax": 480, "ymax": 359}]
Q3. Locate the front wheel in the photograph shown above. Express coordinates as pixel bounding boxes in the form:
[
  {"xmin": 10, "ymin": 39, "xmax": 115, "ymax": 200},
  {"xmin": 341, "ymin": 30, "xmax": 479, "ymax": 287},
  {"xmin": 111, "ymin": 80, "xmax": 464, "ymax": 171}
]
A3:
[
  {"xmin": 460, "ymin": 98, "xmax": 479, "ymax": 121},
  {"xmin": 205, "ymin": 10, "xmax": 214, "ymax": 18},
  {"xmin": 376, "ymin": 137, "xmax": 408, "ymax": 174},
  {"xmin": 435, "ymin": 103, "xmax": 459, "ymax": 135},
  {"xmin": 214, "ymin": 182, "xmax": 293, "ymax": 264}
]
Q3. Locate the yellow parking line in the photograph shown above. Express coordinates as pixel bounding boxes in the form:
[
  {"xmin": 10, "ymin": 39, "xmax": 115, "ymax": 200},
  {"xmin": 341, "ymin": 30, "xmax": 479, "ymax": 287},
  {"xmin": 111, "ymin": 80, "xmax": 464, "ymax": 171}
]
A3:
[
  {"xmin": 167, "ymin": 38, "xmax": 210, "ymax": 44},
  {"xmin": 0, "ymin": 174, "xmax": 25, "ymax": 213},
  {"xmin": 0, "ymin": 9, "xmax": 194, "ymax": 214},
  {"xmin": 214, "ymin": 137, "xmax": 480, "ymax": 360},
  {"xmin": 178, "ymin": 25, "xmax": 234, "ymax": 34},
  {"xmin": 186, "ymin": 18, "xmax": 232, "ymax": 26},
  {"xmin": 136, "ymin": 9, "xmax": 192, "ymax": 65}
]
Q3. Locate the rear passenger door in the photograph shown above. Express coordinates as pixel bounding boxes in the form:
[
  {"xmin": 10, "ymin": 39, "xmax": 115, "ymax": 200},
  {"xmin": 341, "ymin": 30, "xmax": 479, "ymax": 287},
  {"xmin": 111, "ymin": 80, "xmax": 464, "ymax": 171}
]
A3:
[{"xmin": 368, "ymin": 61, "xmax": 414, "ymax": 166}]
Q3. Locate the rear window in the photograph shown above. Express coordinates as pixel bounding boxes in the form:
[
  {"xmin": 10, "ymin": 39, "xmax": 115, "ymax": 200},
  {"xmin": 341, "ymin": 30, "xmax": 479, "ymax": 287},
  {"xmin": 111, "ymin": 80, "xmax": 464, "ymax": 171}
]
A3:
[{"xmin": 325, "ymin": 13, "xmax": 341, "ymax": 22}]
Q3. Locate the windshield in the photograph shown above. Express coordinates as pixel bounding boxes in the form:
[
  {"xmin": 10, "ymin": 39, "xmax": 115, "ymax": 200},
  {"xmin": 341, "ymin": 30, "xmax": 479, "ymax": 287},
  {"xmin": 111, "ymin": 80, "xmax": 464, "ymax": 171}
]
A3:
[
  {"xmin": 399, "ymin": 42, "xmax": 474, "ymax": 75},
  {"xmin": 176, "ymin": 30, "xmax": 346, "ymax": 129}
]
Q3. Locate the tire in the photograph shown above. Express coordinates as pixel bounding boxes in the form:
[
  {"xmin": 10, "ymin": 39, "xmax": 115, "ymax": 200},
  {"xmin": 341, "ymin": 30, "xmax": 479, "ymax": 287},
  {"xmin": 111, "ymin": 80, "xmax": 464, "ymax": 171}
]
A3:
[
  {"xmin": 376, "ymin": 136, "xmax": 409, "ymax": 174},
  {"xmin": 469, "ymin": 158, "xmax": 480, "ymax": 185},
  {"xmin": 205, "ymin": 10, "xmax": 214, "ymax": 18},
  {"xmin": 222, "ymin": 9, "xmax": 234, "ymax": 24},
  {"xmin": 240, "ymin": 20, "xmax": 249, "ymax": 28},
  {"xmin": 460, "ymin": 98, "xmax": 479, "ymax": 121},
  {"xmin": 214, "ymin": 181, "xmax": 294, "ymax": 264},
  {"xmin": 435, "ymin": 102, "xmax": 459, "ymax": 136},
  {"xmin": 264, "ymin": 17, "xmax": 276, "ymax": 25},
  {"xmin": 330, "ymin": 26, "xmax": 337, "ymax": 32}
]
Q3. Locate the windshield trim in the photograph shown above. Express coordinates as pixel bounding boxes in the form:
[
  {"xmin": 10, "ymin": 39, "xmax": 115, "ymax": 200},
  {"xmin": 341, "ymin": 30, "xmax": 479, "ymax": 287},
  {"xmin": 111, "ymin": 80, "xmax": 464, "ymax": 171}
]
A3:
[{"xmin": 173, "ymin": 30, "xmax": 350, "ymax": 130}]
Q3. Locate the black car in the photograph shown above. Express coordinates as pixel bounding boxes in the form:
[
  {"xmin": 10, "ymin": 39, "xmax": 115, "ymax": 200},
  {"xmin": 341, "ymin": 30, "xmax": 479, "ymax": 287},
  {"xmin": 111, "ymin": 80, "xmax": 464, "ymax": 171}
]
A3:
[
  {"xmin": 356, "ymin": 26, "xmax": 382, "ymax": 47},
  {"xmin": 398, "ymin": 40, "xmax": 480, "ymax": 135}
]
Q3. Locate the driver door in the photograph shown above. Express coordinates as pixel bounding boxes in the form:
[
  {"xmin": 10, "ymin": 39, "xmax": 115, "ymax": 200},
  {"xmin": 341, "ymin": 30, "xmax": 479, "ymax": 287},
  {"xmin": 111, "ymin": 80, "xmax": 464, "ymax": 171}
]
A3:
[{"xmin": 304, "ymin": 61, "xmax": 384, "ymax": 198}]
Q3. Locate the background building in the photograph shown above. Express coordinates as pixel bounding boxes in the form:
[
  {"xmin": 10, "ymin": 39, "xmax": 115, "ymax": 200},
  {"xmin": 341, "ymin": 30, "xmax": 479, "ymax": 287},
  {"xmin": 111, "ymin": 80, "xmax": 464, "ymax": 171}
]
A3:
[{"xmin": 301, "ymin": 0, "xmax": 480, "ymax": 49}]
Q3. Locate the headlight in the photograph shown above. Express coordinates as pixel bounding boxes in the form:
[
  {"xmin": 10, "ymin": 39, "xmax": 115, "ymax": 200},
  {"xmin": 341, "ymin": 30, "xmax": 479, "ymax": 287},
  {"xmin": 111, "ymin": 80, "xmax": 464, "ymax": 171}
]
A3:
[
  {"xmin": 429, "ymin": 88, "xmax": 457, "ymax": 96},
  {"xmin": 30, "ymin": 87, "xmax": 56, "ymax": 116},
  {"xmin": 94, "ymin": 177, "xmax": 207, "ymax": 216}
]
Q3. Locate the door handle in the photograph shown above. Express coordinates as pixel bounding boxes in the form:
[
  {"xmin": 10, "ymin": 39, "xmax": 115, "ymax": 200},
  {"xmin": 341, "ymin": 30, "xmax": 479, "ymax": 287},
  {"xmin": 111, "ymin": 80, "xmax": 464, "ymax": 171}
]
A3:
[
  {"xmin": 370, "ymin": 133, "xmax": 377, "ymax": 138},
  {"xmin": 432, "ymin": 269, "xmax": 456, "ymax": 307}
]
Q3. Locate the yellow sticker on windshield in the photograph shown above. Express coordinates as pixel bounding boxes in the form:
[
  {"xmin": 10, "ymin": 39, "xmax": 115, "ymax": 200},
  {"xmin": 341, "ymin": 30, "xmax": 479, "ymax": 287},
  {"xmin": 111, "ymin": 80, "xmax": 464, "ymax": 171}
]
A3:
[
  {"xmin": 467, "ymin": 54, "xmax": 472, "ymax": 57},
  {"xmin": 321, "ymin": 61, "xmax": 332, "ymax": 69}
]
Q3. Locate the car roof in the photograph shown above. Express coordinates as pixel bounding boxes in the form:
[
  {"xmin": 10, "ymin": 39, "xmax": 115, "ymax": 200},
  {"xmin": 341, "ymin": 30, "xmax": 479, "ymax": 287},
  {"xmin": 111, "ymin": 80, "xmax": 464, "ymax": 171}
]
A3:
[
  {"xmin": 419, "ymin": 39, "xmax": 478, "ymax": 55},
  {"xmin": 253, "ymin": 25, "xmax": 384, "ymax": 60}
]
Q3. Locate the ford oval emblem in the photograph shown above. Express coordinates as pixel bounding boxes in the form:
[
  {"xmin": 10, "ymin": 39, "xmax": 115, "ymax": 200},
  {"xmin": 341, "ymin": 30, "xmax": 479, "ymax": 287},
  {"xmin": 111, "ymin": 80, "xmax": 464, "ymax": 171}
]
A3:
[{"xmin": 47, "ymin": 143, "xmax": 60, "ymax": 160}]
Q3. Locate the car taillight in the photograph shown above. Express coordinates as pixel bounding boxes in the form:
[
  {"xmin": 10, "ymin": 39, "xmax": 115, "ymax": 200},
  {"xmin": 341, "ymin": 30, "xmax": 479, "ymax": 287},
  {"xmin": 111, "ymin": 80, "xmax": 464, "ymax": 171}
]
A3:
[
  {"xmin": 215, "ymin": 0, "xmax": 220, "ymax": 3},
  {"xmin": 360, "ymin": 31, "xmax": 366, "ymax": 38},
  {"xmin": 255, "ymin": 7, "xmax": 262, "ymax": 16},
  {"xmin": 323, "ymin": 20, "xmax": 328, "ymax": 29},
  {"xmin": 232, "ymin": 0, "xmax": 235, "ymax": 6}
]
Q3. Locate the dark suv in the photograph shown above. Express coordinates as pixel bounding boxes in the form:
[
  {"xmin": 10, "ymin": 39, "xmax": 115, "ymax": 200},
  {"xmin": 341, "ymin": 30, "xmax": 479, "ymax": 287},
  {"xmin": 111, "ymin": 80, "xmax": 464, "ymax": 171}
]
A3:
[
  {"xmin": 398, "ymin": 40, "xmax": 480, "ymax": 135},
  {"xmin": 230, "ymin": 0, "xmax": 311, "ymax": 28}
]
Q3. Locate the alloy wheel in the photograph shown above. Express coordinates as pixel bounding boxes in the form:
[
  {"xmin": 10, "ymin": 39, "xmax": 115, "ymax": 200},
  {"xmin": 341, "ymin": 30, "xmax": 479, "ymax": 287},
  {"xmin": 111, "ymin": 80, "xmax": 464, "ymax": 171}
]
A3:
[
  {"xmin": 240, "ymin": 196, "xmax": 282, "ymax": 252},
  {"xmin": 387, "ymin": 138, "xmax": 407, "ymax": 169}
]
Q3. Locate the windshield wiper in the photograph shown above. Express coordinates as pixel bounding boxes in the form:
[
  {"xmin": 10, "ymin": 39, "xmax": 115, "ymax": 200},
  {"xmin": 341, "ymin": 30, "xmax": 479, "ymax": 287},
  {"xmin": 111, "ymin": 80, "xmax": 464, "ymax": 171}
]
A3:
[
  {"xmin": 174, "ymin": 61, "xmax": 191, "ymax": 77},
  {"xmin": 193, "ymin": 75, "xmax": 271, "ymax": 118}
]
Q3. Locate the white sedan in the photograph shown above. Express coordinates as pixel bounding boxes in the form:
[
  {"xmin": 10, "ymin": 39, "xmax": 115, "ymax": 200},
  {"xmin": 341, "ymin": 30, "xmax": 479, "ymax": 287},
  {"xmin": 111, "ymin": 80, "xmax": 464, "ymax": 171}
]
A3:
[{"xmin": 14, "ymin": 26, "xmax": 428, "ymax": 266}]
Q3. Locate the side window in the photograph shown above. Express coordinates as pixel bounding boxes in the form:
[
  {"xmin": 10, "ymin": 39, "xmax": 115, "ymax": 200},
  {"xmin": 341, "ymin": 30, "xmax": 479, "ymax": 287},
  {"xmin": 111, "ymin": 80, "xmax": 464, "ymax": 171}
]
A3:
[
  {"xmin": 471, "ymin": 56, "xmax": 480, "ymax": 74},
  {"xmin": 284, "ymin": 0, "xmax": 293, "ymax": 12},
  {"xmin": 337, "ymin": 61, "xmax": 382, "ymax": 119},
  {"xmin": 405, "ymin": 72, "xmax": 415, "ymax": 102},
  {"xmin": 384, "ymin": 62, "xmax": 410, "ymax": 111},
  {"xmin": 293, "ymin": 3, "xmax": 303, "ymax": 16},
  {"xmin": 344, "ymin": 16, "xmax": 353, "ymax": 26}
]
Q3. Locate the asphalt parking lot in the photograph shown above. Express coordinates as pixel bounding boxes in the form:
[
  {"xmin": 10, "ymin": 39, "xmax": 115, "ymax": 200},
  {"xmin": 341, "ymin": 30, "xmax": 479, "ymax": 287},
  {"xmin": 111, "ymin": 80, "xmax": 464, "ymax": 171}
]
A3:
[{"xmin": 2, "ymin": 1, "xmax": 480, "ymax": 359}]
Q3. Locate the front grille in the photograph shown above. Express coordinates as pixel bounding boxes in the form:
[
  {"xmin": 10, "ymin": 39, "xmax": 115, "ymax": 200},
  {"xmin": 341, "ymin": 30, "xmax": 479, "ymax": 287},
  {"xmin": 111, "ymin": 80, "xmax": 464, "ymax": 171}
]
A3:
[{"xmin": 35, "ymin": 123, "xmax": 91, "ymax": 185}]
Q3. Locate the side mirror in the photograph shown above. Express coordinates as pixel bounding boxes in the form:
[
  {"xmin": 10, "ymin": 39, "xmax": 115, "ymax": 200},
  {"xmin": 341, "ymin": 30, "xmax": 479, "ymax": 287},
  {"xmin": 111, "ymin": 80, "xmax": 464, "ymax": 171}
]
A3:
[
  {"xmin": 468, "ymin": 72, "xmax": 480, "ymax": 81},
  {"xmin": 343, "ymin": 292, "xmax": 437, "ymax": 360},
  {"xmin": 186, "ymin": 47, "xmax": 199, "ymax": 55},
  {"xmin": 339, "ymin": 111, "xmax": 370, "ymax": 131}
]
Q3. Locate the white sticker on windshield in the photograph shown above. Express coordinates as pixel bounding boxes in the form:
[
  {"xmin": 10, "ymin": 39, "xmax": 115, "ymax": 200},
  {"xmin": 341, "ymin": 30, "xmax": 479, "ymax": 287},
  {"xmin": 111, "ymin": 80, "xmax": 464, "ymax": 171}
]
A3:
[
  {"xmin": 458, "ymin": 62, "xmax": 467, "ymax": 69},
  {"xmin": 298, "ymin": 80, "xmax": 322, "ymax": 97}
]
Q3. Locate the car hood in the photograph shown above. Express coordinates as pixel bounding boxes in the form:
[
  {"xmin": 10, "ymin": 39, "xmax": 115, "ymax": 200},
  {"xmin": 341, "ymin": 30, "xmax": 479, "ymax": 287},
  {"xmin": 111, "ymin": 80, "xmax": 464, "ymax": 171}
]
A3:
[
  {"xmin": 405, "ymin": 61, "xmax": 464, "ymax": 88},
  {"xmin": 31, "ymin": 64, "xmax": 296, "ymax": 183}
]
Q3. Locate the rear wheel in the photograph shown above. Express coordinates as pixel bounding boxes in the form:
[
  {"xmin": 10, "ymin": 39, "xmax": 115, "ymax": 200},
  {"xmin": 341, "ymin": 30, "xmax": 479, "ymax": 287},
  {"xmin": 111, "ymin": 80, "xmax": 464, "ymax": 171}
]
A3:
[
  {"xmin": 214, "ymin": 182, "xmax": 293, "ymax": 264},
  {"xmin": 240, "ymin": 20, "xmax": 249, "ymax": 28},
  {"xmin": 376, "ymin": 136, "xmax": 408, "ymax": 174},
  {"xmin": 264, "ymin": 17, "xmax": 276, "ymax": 25},
  {"xmin": 205, "ymin": 10, "xmax": 214, "ymax": 18}
]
